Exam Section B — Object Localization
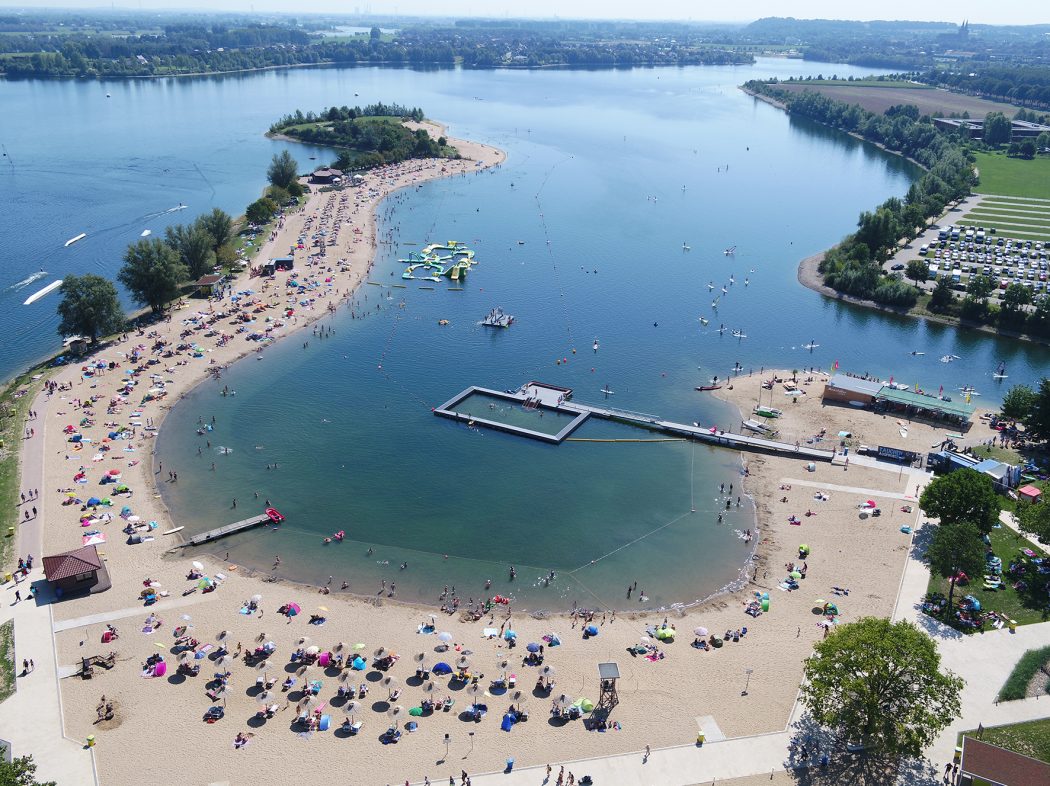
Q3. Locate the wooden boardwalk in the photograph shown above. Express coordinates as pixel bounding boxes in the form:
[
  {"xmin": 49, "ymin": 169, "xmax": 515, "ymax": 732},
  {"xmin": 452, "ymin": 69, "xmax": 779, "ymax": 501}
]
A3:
[
  {"xmin": 173, "ymin": 514, "xmax": 273, "ymax": 549},
  {"xmin": 436, "ymin": 382, "xmax": 836, "ymax": 462}
]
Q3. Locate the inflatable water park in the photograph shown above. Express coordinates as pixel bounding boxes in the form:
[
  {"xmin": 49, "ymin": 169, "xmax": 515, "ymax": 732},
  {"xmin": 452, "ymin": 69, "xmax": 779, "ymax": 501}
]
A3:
[{"xmin": 399, "ymin": 240, "xmax": 478, "ymax": 283}]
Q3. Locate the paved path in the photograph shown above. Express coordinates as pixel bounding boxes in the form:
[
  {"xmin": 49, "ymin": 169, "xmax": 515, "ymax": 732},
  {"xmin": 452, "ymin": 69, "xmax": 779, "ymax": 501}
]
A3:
[
  {"xmin": 1, "ymin": 389, "xmax": 96, "ymax": 785},
  {"xmin": 781, "ymin": 477, "xmax": 918, "ymax": 501},
  {"xmin": 53, "ymin": 591, "xmax": 220, "ymax": 633}
]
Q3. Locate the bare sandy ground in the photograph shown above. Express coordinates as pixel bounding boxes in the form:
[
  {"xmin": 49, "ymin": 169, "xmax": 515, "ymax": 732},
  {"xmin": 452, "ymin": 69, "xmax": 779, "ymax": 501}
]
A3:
[{"xmin": 41, "ymin": 134, "xmax": 950, "ymax": 786}]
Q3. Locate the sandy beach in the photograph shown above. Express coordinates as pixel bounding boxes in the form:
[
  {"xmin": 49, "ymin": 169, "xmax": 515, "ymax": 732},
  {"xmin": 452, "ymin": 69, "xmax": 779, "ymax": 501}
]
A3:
[{"xmin": 22, "ymin": 121, "xmax": 987, "ymax": 785}]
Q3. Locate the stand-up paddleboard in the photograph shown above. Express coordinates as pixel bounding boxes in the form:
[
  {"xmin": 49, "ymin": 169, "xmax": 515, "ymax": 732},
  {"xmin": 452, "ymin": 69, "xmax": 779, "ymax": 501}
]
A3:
[{"xmin": 65, "ymin": 233, "xmax": 86, "ymax": 247}]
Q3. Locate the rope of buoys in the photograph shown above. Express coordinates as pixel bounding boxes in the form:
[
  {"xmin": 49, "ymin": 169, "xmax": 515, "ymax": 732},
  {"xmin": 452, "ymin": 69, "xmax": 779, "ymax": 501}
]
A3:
[{"xmin": 565, "ymin": 438, "xmax": 685, "ymax": 443}]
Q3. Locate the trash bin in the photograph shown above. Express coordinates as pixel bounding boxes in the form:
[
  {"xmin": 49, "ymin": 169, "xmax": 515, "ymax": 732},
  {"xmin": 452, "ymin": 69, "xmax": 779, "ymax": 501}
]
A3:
[
  {"xmin": 3, "ymin": 572, "xmax": 11, "ymax": 583},
  {"xmin": 697, "ymin": 729, "xmax": 705, "ymax": 745},
  {"xmin": 87, "ymin": 735, "xmax": 96, "ymax": 748},
  {"xmin": 1008, "ymin": 619, "xmax": 1017, "ymax": 633}
]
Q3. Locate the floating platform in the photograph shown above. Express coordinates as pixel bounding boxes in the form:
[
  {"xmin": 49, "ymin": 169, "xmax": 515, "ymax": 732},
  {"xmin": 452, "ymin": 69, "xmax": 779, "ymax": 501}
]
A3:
[
  {"xmin": 436, "ymin": 381, "xmax": 836, "ymax": 461},
  {"xmin": 481, "ymin": 307, "xmax": 513, "ymax": 327},
  {"xmin": 171, "ymin": 512, "xmax": 277, "ymax": 549}
]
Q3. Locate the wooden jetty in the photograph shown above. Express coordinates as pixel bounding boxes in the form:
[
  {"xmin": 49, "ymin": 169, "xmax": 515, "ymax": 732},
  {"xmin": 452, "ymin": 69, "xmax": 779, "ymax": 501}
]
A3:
[
  {"xmin": 172, "ymin": 513, "xmax": 274, "ymax": 549},
  {"xmin": 436, "ymin": 381, "xmax": 836, "ymax": 461}
]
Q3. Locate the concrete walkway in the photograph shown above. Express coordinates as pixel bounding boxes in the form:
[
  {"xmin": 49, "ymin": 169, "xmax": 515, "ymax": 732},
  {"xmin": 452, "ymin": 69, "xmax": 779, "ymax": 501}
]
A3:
[{"xmin": 0, "ymin": 389, "xmax": 96, "ymax": 785}]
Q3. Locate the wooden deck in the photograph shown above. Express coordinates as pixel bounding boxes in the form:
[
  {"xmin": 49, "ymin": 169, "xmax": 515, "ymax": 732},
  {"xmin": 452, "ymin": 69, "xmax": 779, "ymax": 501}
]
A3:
[
  {"xmin": 173, "ymin": 514, "xmax": 274, "ymax": 548},
  {"xmin": 436, "ymin": 382, "xmax": 836, "ymax": 462}
]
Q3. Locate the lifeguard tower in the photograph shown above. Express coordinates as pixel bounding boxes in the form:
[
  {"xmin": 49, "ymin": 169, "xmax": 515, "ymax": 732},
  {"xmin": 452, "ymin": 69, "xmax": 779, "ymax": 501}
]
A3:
[{"xmin": 596, "ymin": 662, "xmax": 620, "ymax": 716}]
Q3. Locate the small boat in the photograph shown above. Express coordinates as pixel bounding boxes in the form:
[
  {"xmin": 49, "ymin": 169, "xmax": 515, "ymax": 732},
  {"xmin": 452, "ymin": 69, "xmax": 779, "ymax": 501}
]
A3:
[
  {"xmin": 910, "ymin": 350, "xmax": 924, "ymax": 356},
  {"xmin": 265, "ymin": 508, "xmax": 285, "ymax": 523},
  {"xmin": 517, "ymin": 241, "xmax": 525, "ymax": 245},
  {"xmin": 23, "ymin": 280, "xmax": 63, "ymax": 305},
  {"xmin": 140, "ymin": 229, "xmax": 151, "ymax": 237},
  {"xmin": 65, "ymin": 233, "xmax": 86, "ymax": 247},
  {"xmin": 724, "ymin": 246, "xmax": 736, "ymax": 256},
  {"xmin": 753, "ymin": 406, "xmax": 783, "ymax": 418},
  {"xmin": 699, "ymin": 317, "xmax": 709, "ymax": 326},
  {"xmin": 741, "ymin": 418, "xmax": 771, "ymax": 434},
  {"xmin": 993, "ymin": 361, "xmax": 1007, "ymax": 379},
  {"xmin": 696, "ymin": 384, "xmax": 722, "ymax": 392},
  {"xmin": 593, "ymin": 338, "xmax": 599, "ymax": 352}
]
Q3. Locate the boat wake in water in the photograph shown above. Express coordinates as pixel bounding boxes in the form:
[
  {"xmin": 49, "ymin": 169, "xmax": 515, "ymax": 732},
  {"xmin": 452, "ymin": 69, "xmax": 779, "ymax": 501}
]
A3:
[{"xmin": 8, "ymin": 270, "xmax": 47, "ymax": 291}]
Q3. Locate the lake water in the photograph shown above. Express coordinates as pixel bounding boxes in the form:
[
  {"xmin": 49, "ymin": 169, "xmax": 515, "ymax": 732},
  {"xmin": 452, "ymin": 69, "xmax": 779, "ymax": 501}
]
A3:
[{"xmin": 6, "ymin": 60, "xmax": 1049, "ymax": 609}]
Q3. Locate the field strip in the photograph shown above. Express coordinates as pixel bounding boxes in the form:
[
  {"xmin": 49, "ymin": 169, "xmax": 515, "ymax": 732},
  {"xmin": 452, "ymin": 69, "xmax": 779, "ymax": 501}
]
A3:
[
  {"xmin": 963, "ymin": 213, "xmax": 1050, "ymax": 229},
  {"xmin": 978, "ymin": 194, "xmax": 1050, "ymax": 205},
  {"xmin": 976, "ymin": 203, "xmax": 1050, "ymax": 216}
]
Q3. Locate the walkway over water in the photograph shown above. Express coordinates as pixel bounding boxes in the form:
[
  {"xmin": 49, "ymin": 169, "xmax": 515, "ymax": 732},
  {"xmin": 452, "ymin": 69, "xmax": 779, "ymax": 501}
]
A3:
[
  {"xmin": 435, "ymin": 382, "xmax": 836, "ymax": 461},
  {"xmin": 171, "ymin": 513, "xmax": 274, "ymax": 549}
]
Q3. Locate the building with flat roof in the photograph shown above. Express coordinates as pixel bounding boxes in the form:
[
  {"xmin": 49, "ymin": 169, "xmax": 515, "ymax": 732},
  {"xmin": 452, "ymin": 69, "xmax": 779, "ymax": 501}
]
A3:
[
  {"xmin": 959, "ymin": 736, "xmax": 1050, "ymax": 786},
  {"xmin": 933, "ymin": 117, "xmax": 1050, "ymax": 140},
  {"xmin": 821, "ymin": 373, "xmax": 884, "ymax": 406},
  {"xmin": 875, "ymin": 387, "xmax": 975, "ymax": 426}
]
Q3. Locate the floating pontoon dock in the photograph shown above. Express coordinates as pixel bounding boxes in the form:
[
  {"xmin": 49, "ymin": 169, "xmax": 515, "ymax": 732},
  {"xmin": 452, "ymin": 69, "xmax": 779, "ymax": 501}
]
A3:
[
  {"xmin": 435, "ymin": 381, "xmax": 836, "ymax": 461},
  {"xmin": 172, "ymin": 513, "xmax": 275, "ymax": 549}
]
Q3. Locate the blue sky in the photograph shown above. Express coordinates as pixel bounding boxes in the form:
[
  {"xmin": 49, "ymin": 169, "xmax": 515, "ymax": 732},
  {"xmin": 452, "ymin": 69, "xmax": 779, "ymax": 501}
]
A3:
[{"xmin": 0, "ymin": 0, "xmax": 1042, "ymax": 26}]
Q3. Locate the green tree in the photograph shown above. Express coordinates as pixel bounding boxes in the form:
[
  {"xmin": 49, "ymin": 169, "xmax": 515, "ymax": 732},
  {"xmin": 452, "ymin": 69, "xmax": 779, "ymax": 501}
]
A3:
[
  {"xmin": 983, "ymin": 112, "xmax": 1011, "ymax": 146},
  {"xmin": 906, "ymin": 260, "xmax": 929, "ymax": 286},
  {"xmin": 245, "ymin": 197, "xmax": 277, "ymax": 226},
  {"xmin": 919, "ymin": 468, "xmax": 1000, "ymax": 534},
  {"xmin": 197, "ymin": 208, "xmax": 234, "ymax": 253},
  {"xmin": 800, "ymin": 618, "xmax": 963, "ymax": 756},
  {"xmin": 117, "ymin": 238, "xmax": 188, "ymax": 314},
  {"xmin": 1016, "ymin": 499, "xmax": 1050, "ymax": 545},
  {"xmin": 1001, "ymin": 384, "xmax": 1036, "ymax": 421},
  {"xmin": 925, "ymin": 522, "xmax": 986, "ymax": 614},
  {"xmin": 929, "ymin": 276, "xmax": 955, "ymax": 311},
  {"xmin": 267, "ymin": 150, "xmax": 299, "ymax": 191},
  {"xmin": 967, "ymin": 274, "xmax": 995, "ymax": 300},
  {"xmin": 1023, "ymin": 378, "xmax": 1050, "ymax": 441},
  {"xmin": 1036, "ymin": 131, "xmax": 1050, "ymax": 152},
  {"xmin": 369, "ymin": 25, "xmax": 381, "ymax": 43},
  {"xmin": 165, "ymin": 224, "xmax": 217, "ymax": 280},
  {"xmin": 0, "ymin": 746, "xmax": 56, "ymax": 786},
  {"xmin": 1018, "ymin": 139, "xmax": 1037, "ymax": 159},
  {"xmin": 56, "ymin": 274, "xmax": 125, "ymax": 343}
]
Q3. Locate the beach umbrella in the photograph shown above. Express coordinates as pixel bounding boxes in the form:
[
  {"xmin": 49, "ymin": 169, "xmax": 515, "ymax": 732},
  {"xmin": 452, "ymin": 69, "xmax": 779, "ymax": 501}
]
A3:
[
  {"xmin": 352, "ymin": 643, "xmax": 366, "ymax": 651},
  {"xmin": 286, "ymin": 603, "xmax": 301, "ymax": 617},
  {"xmin": 540, "ymin": 665, "xmax": 556, "ymax": 678},
  {"xmin": 504, "ymin": 630, "xmax": 517, "ymax": 640},
  {"xmin": 191, "ymin": 561, "xmax": 204, "ymax": 571},
  {"xmin": 437, "ymin": 632, "xmax": 453, "ymax": 645},
  {"xmin": 197, "ymin": 578, "xmax": 212, "ymax": 590},
  {"xmin": 556, "ymin": 693, "xmax": 574, "ymax": 709},
  {"xmin": 456, "ymin": 655, "xmax": 471, "ymax": 670},
  {"xmin": 344, "ymin": 700, "xmax": 361, "ymax": 719},
  {"xmin": 408, "ymin": 707, "xmax": 424, "ymax": 717},
  {"xmin": 296, "ymin": 664, "xmax": 310, "ymax": 677},
  {"xmin": 387, "ymin": 705, "xmax": 406, "ymax": 722},
  {"xmin": 374, "ymin": 647, "xmax": 388, "ymax": 659},
  {"xmin": 422, "ymin": 681, "xmax": 436, "ymax": 694},
  {"xmin": 526, "ymin": 642, "xmax": 541, "ymax": 653},
  {"xmin": 255, "ymin": 659, "xmax": 271, "ymax": 672},
  {"xmin": 305, "ymin": 646, "xmax": 320, "ymax": 656},
  {"xmin": 693, "ymin": 627, "xmax": 709, "ymax": 637},
  {"xmin": 251, "ymin": 594, "xmax": 262, "ymax": 603},
  {"xmin": 789, "ymin": 571, "xmax": 802, "ymax": 580},
  {"xmin": 466, "ymin": 683, "xmax": 482, "ymax": 700},
  {"xmin": 334, "ymin": 642, "xmax": 347, "ymax": 654},
  {"xmin": 511, "ymin": 690, "xmax": 528, "ymax": 706},
  {"xmin": 579, "ymin": 698, "xmax": 595, "ymax": 713},
  {"xmin": 298, "ymin": 696, "xmax": 318, "ymax": 713},
  {"xmin": 414, "ymin": 651, "xmax": 427, "ymax": 663},
  {"xmin": 216, "ymin": 630, "xmax": 229, "ymax": 643},
  {"xmin": 317, "ymin": 606, "xmax": 329, "ymax": 613},
  {"xmin": 381, "ymin": 675, "xmax": 400, "ymax": 691},
  {"xmin": 255, "ymin": 690, "xmax": 274, "ymax": 704},
  {"xmin": 87, "ymin": 497, "xmax": 101, "ymax": 506},
  {"xmin": 350, "ymin": 656, "xmax": 367, "ymax": 670},
  {"xmin": 177, "ymin": 651, "xmax": 191, "ymax": 664},
  {"xmin": 297, "ymin": 636, "xmax": 311, "ymax": 647},
  {"xmin": 814, "ymin": 599, "xmax": 827, "ymax": 608},
  {"xmin": 496, "ymin": 658, "xmax": 509, "ymax": 671},
  {"xmin": 338, "ymin": 670, "xmax": 351, "ymax": 684},
  {"xmin": 218, "ymin": 654, "xmax": 233, "ymax": 666},
  {"xmin": 433, "ymin": 662, "xmax": 452, "ymax": 675}
]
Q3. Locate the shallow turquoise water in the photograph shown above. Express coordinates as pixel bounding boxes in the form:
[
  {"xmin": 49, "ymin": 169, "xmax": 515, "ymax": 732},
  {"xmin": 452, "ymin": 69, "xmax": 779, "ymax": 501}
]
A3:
[{"xmin": 7, "ymin": 60, "xmax": 1049, "ymax": 608}]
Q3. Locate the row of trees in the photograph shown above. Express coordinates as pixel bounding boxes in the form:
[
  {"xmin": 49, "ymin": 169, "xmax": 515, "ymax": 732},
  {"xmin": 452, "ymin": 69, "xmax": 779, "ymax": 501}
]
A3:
[
  {"xmin": 270, "ymin": 103, "xmax": 425, "ymax": 131},
  {"xmin": 924, "ymin": 64, "xmax": 1050, "ymax": 112},
  {"xmin": 57, "ymin": 152, "xmax": 301, "ymax": 343},
  {"xmin": 744, "ymin": 81, "xmax": 975, "ymax": 308},
  {"xmin": 920, "ymin": 272, "xmax": 1050, "ymax": 338}
]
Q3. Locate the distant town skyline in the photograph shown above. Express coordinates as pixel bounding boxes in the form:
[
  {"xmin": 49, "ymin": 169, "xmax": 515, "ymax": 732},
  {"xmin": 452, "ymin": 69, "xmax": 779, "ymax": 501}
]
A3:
[{"xmin": 0, "ymin": 0, "xmax": 1044, "ymax": 27}]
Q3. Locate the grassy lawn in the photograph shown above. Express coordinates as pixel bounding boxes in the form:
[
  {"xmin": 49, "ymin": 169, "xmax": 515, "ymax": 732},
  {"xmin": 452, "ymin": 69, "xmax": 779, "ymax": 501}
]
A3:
[
  {"xmin": 975, "ymin": 201, "xmax": 1050, "ymax": 216},
  {"xmin": 0, "ymin": 372, "xmax": 46, "ymax": 571},
  {"xmin": 960, "ymin": 718, "xmax": 1050, "ymax": 764},
  {"xmin": 974, "ymin": 152, "xmax": 1050, "ymax": 200},
  {"xmin": 963, "ymin": 212, "xmax": 1050, "ymax": 230},
  {"xmin": 926, "ymin": 523, "xmax": 1050, "ymax": 630},
  {"xmin": 971, "ymin": 444, "xmax": 1023, "ymax": 465},
  {"xmin": 996, "ymin": 644, "xmax": 1050, "ymax": 701},
  {"xmin": 0, "ymin": 620, "xmax": 13, "ymax": 705},
  {"xmin": 790, "ymin": 78, "xmax": 928, "ymax": 88}
]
